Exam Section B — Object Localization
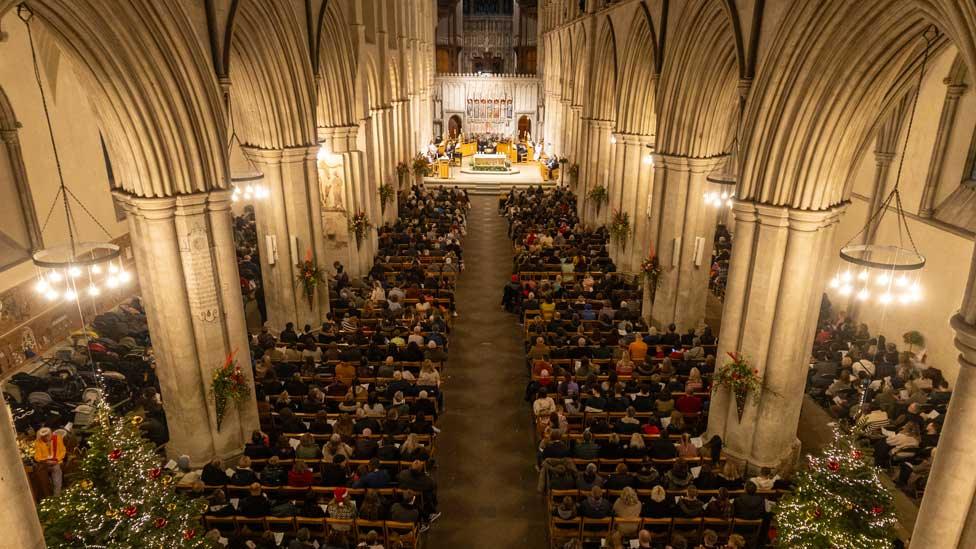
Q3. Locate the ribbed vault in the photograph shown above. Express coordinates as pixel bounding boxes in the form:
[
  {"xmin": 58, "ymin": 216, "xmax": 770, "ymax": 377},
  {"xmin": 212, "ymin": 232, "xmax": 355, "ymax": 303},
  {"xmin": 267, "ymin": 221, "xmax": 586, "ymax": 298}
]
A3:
[
  {"xmin": 615, "ymin": 6, "xmax": 657, "ymax": 136},
  {"xmin": 655, "ymin": 0, "xmax": 739, "ymax": 158},
  {"xmin": 0, "ymin": 0, "xmax": 226, "ymax": 197},
  {"xmin": 738, "ymin": 0, "xmax": 962, "ymax": 210},
  {"xmin": 316, "ymin": 1, "xmax": 357, "ymax": 128},
  {"xmin": 585, "ymin": 17, "xmax": 616, "ymax": 122},
  {"xmin": 227, "ymin": 0, "xmax": 316, "ymax": 149}
]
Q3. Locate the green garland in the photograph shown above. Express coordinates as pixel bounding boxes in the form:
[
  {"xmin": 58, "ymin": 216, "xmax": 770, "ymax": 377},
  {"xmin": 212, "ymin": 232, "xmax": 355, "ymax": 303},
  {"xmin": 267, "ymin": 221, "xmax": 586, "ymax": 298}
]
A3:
[
  {"xmin": 608, "ymin": 209, "xmax": 631, "ymax": 250},
  {"xmin": 348, "ymin": 211, "xmax": 373, "ymax": 248},
  {"xmin": 411, "ymin": 155, "xmax": 430, "ymax": 178},
  {"xmin": 210, "ymin": 350, "xmax": 251, "ymax": 431},
  {"xmin": 379, "ymin": 182, "xmax": 396, "ymax": 214},
  {"xmin": 712, "ymin": 352, "xmax": 766, "ymax": 421},
  {"xmin": 588, "ymin": 184, "xmax": 608, "ymax": 214},
  {"xmin": 295, "ymin": 260, "xmax": 326, "ymax": 306},
  {"xmin": 38, "ymin": 401, "xmax": 212, "ymax": 548}
]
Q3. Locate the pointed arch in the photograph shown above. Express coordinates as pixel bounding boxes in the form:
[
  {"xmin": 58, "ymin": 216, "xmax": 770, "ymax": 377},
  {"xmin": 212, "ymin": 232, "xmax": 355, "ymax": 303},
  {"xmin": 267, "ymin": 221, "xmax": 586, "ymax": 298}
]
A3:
[
  {"xmin": 615, "ymin": 5, "xmax": 658, "ymax": 136},
  {"xmin": 226, "ymin": 0, "xmax": 317, "ymax": 149},
  {"xmin": 0, "ymin": 0, "xmax": 227, "ymax": 197},
  {"xmin": 586, "ymin": 16, "xmax": 617, "ymax": 122},
  {"xmin": 317, "ymin": 0, "xmax": 358, "ymax": 128},
  {"xmin": 655, "ymin": 0, "xmax": 740, "ymax": 158},
  {"xmin": 739, "ymin": 0, "xmax": 962, "ymax": 210}
]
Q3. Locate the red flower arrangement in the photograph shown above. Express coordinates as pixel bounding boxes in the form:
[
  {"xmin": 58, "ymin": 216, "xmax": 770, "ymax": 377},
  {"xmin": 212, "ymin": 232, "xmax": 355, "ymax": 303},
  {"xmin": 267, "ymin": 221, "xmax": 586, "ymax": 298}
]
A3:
[
  {"xmin": 712, "ymin": 352, "xmax": 769, "ymax": 421},
  {"xmin": 210, "ymin": 349, "xmax": 251, "ymax": 431},
  {"xmin": 295, "ymin": 248, "xmax": 326, "ymax": 307}
]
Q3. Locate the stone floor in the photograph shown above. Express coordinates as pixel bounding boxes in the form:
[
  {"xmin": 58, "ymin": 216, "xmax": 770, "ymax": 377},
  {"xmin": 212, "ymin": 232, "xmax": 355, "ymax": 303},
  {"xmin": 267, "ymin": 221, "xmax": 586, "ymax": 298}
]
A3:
[{"xmin": 426, "ymin": 195, "xmax": 549, "ymax": 548}]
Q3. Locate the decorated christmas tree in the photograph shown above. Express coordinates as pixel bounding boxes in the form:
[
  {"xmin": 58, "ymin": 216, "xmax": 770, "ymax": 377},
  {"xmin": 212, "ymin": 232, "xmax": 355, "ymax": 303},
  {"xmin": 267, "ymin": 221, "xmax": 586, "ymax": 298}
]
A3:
[
  {"xmin": 774, "ymin": 426, "xmax": 897, "ymax": 548},
  {"xmin": 38, "ymin": 400, "xmax": 212, "ymax": 548}
]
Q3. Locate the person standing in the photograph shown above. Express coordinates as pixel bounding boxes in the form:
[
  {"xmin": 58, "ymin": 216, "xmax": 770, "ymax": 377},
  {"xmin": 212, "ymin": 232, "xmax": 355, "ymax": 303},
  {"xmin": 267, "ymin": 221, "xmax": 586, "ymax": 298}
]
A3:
[{"xmin": 34, "ymin": 427, "xmax": 66, "ymax": 495}]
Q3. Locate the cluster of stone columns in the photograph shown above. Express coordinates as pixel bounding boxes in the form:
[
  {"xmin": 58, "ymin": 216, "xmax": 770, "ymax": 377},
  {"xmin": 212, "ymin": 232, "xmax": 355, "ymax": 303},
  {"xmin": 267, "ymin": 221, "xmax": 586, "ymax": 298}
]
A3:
[{"xmin": 116, "ymin": 190, "xmax": 260, "ymax": 464}]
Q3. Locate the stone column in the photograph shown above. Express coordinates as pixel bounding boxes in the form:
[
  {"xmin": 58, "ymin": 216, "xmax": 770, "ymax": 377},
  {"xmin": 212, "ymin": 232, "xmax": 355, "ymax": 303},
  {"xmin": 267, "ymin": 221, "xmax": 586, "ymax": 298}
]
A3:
[
  {"xmin": 580, "ymin": 119, "xmax": 613, "ymax": 226},
  {"xmin": 0, "ymin": 404, "xmax": 45, "ymax": 548},
  {"xmin": 117, "ymin": 190, "xmax": 259, "ymax": 465},
  {"xmin": 919, "ymin": 82, "xmax": 967, "ymax": 218},
  {"xmin": 911, "ymin": 248, "xmax": 976, "ymax": 547},
  {"xmin": 647, "ymin": 154, "xmax": 725, "ymax": 330},
  {"xmin": 607, "ymin": 133, "xmax": 655, "ymax": 272},
  {"xmin": 319, "ymin": 125, "xmax": 372, "ymax": 277},
  {"xmin": 244, "ymin": 146, "xmax": 329, "ymax": 330},
  {"xmin": 569, "ymin": 105, "xmax": 584, "ymax": 163},
  {"xmin": 705, "ymin": 201, "xmax": 844, "ymax": 469}
]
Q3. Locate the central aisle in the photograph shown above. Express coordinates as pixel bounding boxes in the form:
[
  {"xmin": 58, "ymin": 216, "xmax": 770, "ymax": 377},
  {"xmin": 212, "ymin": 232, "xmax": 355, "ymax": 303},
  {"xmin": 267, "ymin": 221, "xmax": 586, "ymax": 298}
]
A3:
[{"xmin": 427, "ymin": 195, "xmax": 548, "ymax": 547}]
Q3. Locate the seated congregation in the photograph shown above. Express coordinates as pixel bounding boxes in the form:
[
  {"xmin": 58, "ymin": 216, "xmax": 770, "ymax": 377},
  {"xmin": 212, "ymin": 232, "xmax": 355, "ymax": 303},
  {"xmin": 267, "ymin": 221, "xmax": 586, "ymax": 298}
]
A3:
[
  {"xmin": 501, "ymin": 188, "xmax": 782, "ymax": 548},
  {"xmin": 808, "ymin": 306, "xmax": 952, "ymax": 502}
]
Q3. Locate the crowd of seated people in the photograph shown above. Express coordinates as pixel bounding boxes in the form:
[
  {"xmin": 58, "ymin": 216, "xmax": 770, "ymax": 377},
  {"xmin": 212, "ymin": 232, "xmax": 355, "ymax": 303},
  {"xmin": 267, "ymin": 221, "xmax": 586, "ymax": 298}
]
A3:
[
  {"xmin": 709, "ymin": 226, "xmax": 732, "ymax": 301},
  {"xmin": 190, "ymin": 184, "xmax": 467, "ymax": 547},
  {"xmin": 808, "ymin": 302, "xmax": 951, "ymax": 502},
  {"xmin": 501, "ymin": 188, "xmax": 779, "ymax": 547},
  {"xmin": 235, "ymin": 206, "xmax": 266, "ymax": 323}
]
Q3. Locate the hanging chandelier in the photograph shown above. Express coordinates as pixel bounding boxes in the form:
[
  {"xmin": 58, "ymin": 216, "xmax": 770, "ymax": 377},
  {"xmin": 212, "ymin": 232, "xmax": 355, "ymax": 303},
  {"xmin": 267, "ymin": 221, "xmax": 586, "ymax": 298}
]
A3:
[
  {"xmin": 828, "ymin": 27, "xmax": 935, "ymax": 307},
  {"xmin": 227, "ymin": 97, "xmax": 268, "ymax": 203},
  {"xmin": 704, "ymin": 91, "xmax": 742, "ymax": 209},
  {"xmin": 18, "ymin": 6, "xmax": 130, "ymax": 303}
]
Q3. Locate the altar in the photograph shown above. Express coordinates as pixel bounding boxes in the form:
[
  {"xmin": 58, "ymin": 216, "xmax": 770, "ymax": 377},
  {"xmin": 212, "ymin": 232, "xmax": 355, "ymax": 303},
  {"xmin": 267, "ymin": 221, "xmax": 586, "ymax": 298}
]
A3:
[{"xmin": 471, "ymin": 153, "xmax": 509, "ymax": 171}]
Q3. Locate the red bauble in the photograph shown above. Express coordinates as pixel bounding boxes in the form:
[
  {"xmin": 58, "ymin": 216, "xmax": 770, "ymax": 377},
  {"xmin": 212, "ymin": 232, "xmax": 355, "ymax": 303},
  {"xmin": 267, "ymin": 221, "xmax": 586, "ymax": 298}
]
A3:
[
  {"xmin": 852, "ymin": 450, "xmax": 863, "ymax": 460},
  {"xmin": 149, "ymin": 467, "xmax": 162, "ymax": 479},
  {"xmin": 827, "ymin": 460, "xmax": 840, "ymax": 472},
  {"xmin": 64, "ymin": 531, "xmax": 75, "ymax": 541},
  {"xmin": 108, "ymin": 449, "xmax": 123, "ymax": 461},
  {"xmin": 872, "ymin": 506, "xmax": 884, "ymax": 515},
  {"xmin": 182, "ymin": 528, "xmax": 196, "ymax": 540},
  {"xmin": 814, "ymin": 508, "xmax": 822, "ymax": 518},
  {"xmin": 123, "ymin": 506, "xmax": 138, "ymax": 518},
  {"xmin": 154, "ymin": 517, "xmax": 168, "ymax": 529}
]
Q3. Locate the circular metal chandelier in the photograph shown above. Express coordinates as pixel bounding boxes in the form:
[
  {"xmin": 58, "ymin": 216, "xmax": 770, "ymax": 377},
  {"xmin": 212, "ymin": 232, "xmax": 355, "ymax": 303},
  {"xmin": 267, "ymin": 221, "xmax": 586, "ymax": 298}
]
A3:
[
  {"xmin": 828, "ymin": 27, "xmax": 935, "ymax": 307},
  {"xmin": 19, "ymin": 5, "xmax": 131, "ymax": 304}
]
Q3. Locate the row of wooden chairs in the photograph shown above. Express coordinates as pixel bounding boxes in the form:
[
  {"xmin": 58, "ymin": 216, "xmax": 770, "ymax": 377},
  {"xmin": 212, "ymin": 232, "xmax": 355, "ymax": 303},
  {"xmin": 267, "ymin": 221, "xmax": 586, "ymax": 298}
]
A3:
[
  {"xmin": 203, "ymin": 516, "xmax": 419, "ymax": 548},
  {"xmin": 548, "ymin": 515, "xmax": 763, "ymax": 548}
]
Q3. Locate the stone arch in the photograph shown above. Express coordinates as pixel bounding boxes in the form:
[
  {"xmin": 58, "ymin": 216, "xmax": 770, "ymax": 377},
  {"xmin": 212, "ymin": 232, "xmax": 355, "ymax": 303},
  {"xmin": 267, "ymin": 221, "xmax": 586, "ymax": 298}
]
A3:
[
  {"xmin": 570, "ymin": 23, "xmax": 587, "ymax": 107},
  {"xmin": 737, "ymin": 0, "xmax": 969, "ymax": 210},
  {"xmin": 655, "ymin": 0, "xmax": 740, "ymax": 158},
  {"xmin": 586, "ymin": 16, "xmax": 617, "ymax": 122},
  {"xmin": 316, "ymin": 0, "xmax": 357, "ymax": 128},
  {"xmin": 0, "ymin": 0, "xmax": 226, "ymax": 197},
  {"xmin": 225, "ymin": 0, "xmax": 316, "ymax": 149},
  {"xmin": 615, "ymin": 5, "xmax": 658, "ymax": 136}
]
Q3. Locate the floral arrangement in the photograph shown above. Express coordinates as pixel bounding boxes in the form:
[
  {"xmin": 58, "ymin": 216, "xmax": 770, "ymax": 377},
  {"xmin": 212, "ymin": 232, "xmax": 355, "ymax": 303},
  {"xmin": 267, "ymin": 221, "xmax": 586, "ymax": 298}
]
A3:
[
  {"xmin": 295, "ymin": 254, "xmax": 326, "ymax": 306},
  {"xmin": 608, "ymin": 209, "xmax": 631, "ymax": 249},
  {"xmin": 396, "ymin": 161, "xmax": 410, "ymax": 178},
  {"xmin": 588, "ymin": 184, "xmax": 608, "ymax": 214},
  {"xmin": 713, "ymin": 352, "xmax": 766, "ymax": 421},
  {"xmin": 641, "ymin": 255, "xmax": 662, "ymax": 287},
  {"xmin": 567, "ymin": 163, "xmax": 579, "ymax": 178},
  {"xmin": 902, "ymin": 330, "xmax": 925, "ymax": 352},
  {"xmin": 210, "ymin": 350, "xmax": 250, "ymax": 431},
  {"xmin": 348, "ymin": 210, "xmax": 373, "ymax": 247},
  {"xmin": 411, "ymin": 155, "xmax": 430, "ymax": 178},
  {"xmin": 379, "ymin": 182, "xmax": 396, "ymax": 214}
]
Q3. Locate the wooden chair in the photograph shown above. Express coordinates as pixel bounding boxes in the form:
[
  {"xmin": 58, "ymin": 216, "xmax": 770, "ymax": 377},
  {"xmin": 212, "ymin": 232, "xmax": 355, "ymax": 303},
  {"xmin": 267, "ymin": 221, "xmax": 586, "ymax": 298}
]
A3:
[
  {"xmin": 385, "ymin": 521, "xmax": 419, "ymax": 549},
  {"xmin": 549, "ymin": 517, "xmax": 581, "ymax": 547},
  {"xmin": 641, "ymin": 517, "xmax": 672, "ymax": 543},
  {"xmin": 731, "ymin": 517, "xmax": 764, "ymax": 543},
  {"xmin": 581, "ymin": 517, "xmax": 612, "ymax": 540},
  {"xmin": 204, "ymin": 515, "xmax": 237, "ymax": 535},
  {"xmin": 295, "ymin": 516, "xmax": 327, "ymax": 538},
  {"xmin": 265, "ymin": 516, "xmax": 296, "ymax": 535},
  {"xmin": 672, "ymin": 517, "xmax": 703, "ymax": 545}
]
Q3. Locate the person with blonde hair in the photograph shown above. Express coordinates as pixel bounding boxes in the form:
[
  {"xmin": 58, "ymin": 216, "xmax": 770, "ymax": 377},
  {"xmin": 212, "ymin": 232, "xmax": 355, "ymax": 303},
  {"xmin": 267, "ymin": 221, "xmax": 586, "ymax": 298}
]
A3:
[
  {"xmin": 685, "ymin": 367, "xmax": 705, "ymax": 393},
  {"xmin": 612, "ymin": 486, "xmax": 642, "ymax": 535}
]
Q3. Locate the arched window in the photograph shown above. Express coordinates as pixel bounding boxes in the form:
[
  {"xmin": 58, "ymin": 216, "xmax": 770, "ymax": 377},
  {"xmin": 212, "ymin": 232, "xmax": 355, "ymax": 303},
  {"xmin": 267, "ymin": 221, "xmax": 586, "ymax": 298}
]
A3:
[{"xmin": 0, "ymin": 86, "xmax": 42, "ymax": 271}]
